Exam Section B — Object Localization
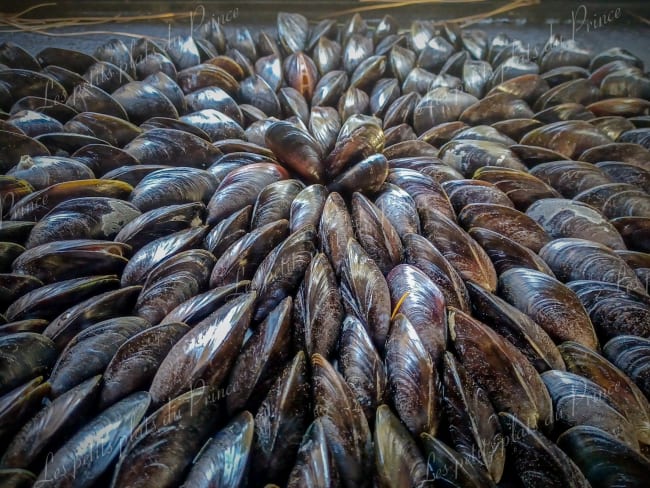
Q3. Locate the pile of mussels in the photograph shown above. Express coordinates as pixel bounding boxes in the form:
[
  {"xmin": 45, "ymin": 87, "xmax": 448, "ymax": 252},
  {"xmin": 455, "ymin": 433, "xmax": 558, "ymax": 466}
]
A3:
[{"xmin": 1, "ymin": 11, "xmax": 650, "ymax": 488}]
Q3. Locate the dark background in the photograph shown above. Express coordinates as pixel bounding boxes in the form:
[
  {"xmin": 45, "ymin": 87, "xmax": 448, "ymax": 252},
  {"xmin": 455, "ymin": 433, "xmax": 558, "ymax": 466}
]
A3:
[{"xmin": 0, "ymin": 1, "xmax": 649, "ymax": 67}]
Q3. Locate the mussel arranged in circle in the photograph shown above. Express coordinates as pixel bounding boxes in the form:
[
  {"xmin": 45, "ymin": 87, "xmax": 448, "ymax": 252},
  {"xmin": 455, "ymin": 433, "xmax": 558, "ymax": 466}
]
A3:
[{"xmin": 0, "ymin": 10, "xmax": 650, "ymax": 488}]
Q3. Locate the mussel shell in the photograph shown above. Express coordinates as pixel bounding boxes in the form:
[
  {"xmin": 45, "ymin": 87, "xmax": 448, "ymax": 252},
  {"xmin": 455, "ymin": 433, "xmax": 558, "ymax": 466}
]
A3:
[
  {"xmin": 460, "ymin": 92, "xmax": 534, "ymax": 125},
  {"xmin": 452, "ymin": 124, "xmax": 516, "ymax": 146},
  {"xmin": 557, "ymin": 425, "xmax": 650, "ymax": 488},
  {"xmin": 527, "ymin": 198, "xmax": 626, "ymax": 249},
  {"xmin": 498, "ymin": 412, "xmax": 590, "ymax": 488},
  {"xmin": 340, "ymin": 239, "xmax": 392, "ymax": 353},
  {"xmin": 5, "ymin": 274, "xmax": 119, "ymax": 322},
  {"xmin": 328, "ymin": 153, "xmax": 389, "ymax": 196},
  {"xmin": 160, "ymin": 281, "xmax": 250, "ymax": 326},
  {"xmin": 94, "ymin": 38, "xmax": 135, "ymax": 75},
  {"xmin": 135, "ymin": 249, "xmax": 215, "ymax": 324},
  {"xmin": 289, "ymin": 184, "xmax": 328, "ymax": 234},
  {"xmin": 374, "ymin": 183, "xmax": 421, "ymax": 238},
  {"xmin": 10, "ymin": 96, "xmax": 77, "ymax": 124},
  {"xmin": 111, "ymin": 81, "xmax": 178, "ymax": 125},
  {"xmin": 180, "ymin": 108, "xmax": 245, "ymax": 141},
  {"xmin": 238, "ymin": 74, "xmax": 281, "ymax": 118},
  {"xmin": 112, "ymin": 386, "xmax": 219, "ymax": 488},
  {"xmin": 529, "ymin": 160, "xmax": 613, "ymax": 198},
  {"xmin": 0, "ymin": 319, "xmax": 49, "ymax": 335},
  {"xmin": 543, "ymin": 369, "xmax": 639, "ymax": 449},
  {"xmin": 121, "ymin": 225, "xmax": 206, "ymax": 286},
  {"xmin": 568, "ymin": 279, "xmax": 650, "ymax": 341},
  {"xmin": 82, "ymin": 61, "xmax": 133, "ymax": 93},
  {"xmin": 12, "ymin": 239, "xmax": 130, "ymax": 285},
  {"xmin": 101, "ymin": 164, "xmax": 171, "ymax": 187},
  {"xmin": 251, "ymin": 351, "xmax": 310, "ymax": 486},
  {"xmin": 286, "ymin": 418, "xmax": 339, "ymax": 488},
  {"xmin": 442, "ymin": 179, "xmax": 513, "ymax": 213},
  {"xmin": 559, "ymin": 340, "xmax": 650, "ymax": 446},
  {"xmin": 165, "ymin": 36, "xmax": 201, "ymax": 70},
  {"xmin": 0, "ymin": 42, "xmax": 40, "ymax": 71},
  {"xmin": 0, "ymin": 377, "xmax": 51, "ymax": 443},
  {"xmin": 100, "ymin": 322, "xmax": 188, "ymax": 408},
  {"xmin": 458, "ymin": 203, "xmax": 551, "ymax": 252},
  {"xmin": 326, "ymin": 122, "xmax": 384, "ymax": 179},
  {"xmin": 337, "ymin": 87, "xmax": 370, "ymax": 122},
  {"xmin": 596, "ymin": 161, "xmax": 650, "ymax": 192},
  {"xmin": 469, "ymin": 226, "xmax": 556, "ymax": 277},
  {"xmin": 64, "ymin": 111, "xmax": 141, "ymax": 147},
  {"xmin": 351, "ymin": 192, "xmax": 403, "ymax": 275},
  {"xmin": 383, "ymin": 140, "xmax": 438, "ymax": 160},
  {"xmin": 48, "ymin": 316, "xmax": 148, "ymax": 397},
  {"xmin": 72, "ymin": 144, "xmax": 139, "ymax": 177},
  {"xmin": 0, "ymin": 131, "xmax": 50, "ymax": 173},
  {"xmin": 8, "ymin": 110, "xmax": 63, "ymax": 138},
  {"xmin": 226, "ymin": 297, "xmax": 292, "ymax": 415},
  {"xmin": 488, "ymin": 73, "xmax": 550, "ymax": 104},
  {"xmin": 250, "ymin": 225, "xmax": 316, "ymax": 322},
  {"xmin": 0, "ymin": 273, "xmax": 42, "ymax": 311},
  {"xmin": 604, "ymin": 335, "xmax": 650, "ymax": 399},
  {"xmin": 580, "ymin": 142, "xmax": 650, "ymax": 169},
  {"xmin": 312, "ymin": 353, "xmax": 372, "ymax": 488},
  {"xmin": 386, "ymin": 167, "xmax": 455, "ymax": 222},
  {"xmin": 449, "ymin": 308, "xmax": 553, "ymax": 429},
  {"xmin": 466, "ymin": 281, "xmax": 565, "ymax": 372},
  {"xmin": 250, "ymin": 179, "xmax": 303, "ymax": 229},
  {"xmin": 420, "ymin": 433, "xmax": 496, "ymax": 488},
  {"xmin": 265, "ymin": 121, "xmax": 324, "ymax": 184},
  {"xmin": 32, "ymin": 392, "xmax": 150, "ymax": 487},
  {"xmin": 203, "ymin": 205, "xmax": 250, "ymax": 257},
  {"xmin": 115, "ymin": 202, "xmax": 205, "ymax": 252},
  {"xmin": 313, "ymin": 36, "xmax": 343, "ymax": 76},
  {"xmin": 309, "ymin": 106, "xmax": 341, "ymax": 155},
  {"xmin": 573, "ymin": 183, "xmax": 640, "ymax": 214},
  {"xmin": 442, "ymin": 351, "xmax": 505, "ymax": 482},
  {"xmin": 276, "ymin": 12, "xmax": 309, "ymax": 55},
  {"xmin": 294, "ymin": 252, "xmax": 344, "ymax": 359},
  {"xmin": 279, "ymin": 87, "xmax": 309, "ymax": 124},
  {"xmin": 0, "ymin": 69, "xmax": 67, "ymax": 106},
  {"xmin": 374, "ymin": 405, "xmax": 429, "ymax": 488},
  {"xmin": 520, "ymin": 120, "xmax": 612, "ymax": 159},
  {"xmin": 0, "ymin": 242, "xmax": 25, "ymax": 273},
  {"xmin": 210, "ymin": 220, "xmax": 289, "ymax": 288},
  {"xmin": 491, "ymin": 118, "xmax": 544, "ymax": 142},
  {"xmin": 420, "ymin": 208, "xmax": 498, "ymax": 291},
  {"xmin": 283, "ymin": 52, "xmax": 318, "ymax": 101},
  {"xmin": 498, "ymin": 267, "xmax": 598, "ymax": 349},
  {"xmin": 386, "ymin": 264, "xmax": 447, "ymax": 364},
  {"xmin": 129, "ymin": 166, "xmax": 218, "ymax": 212},
  {"xmin": 0, "ymin": 333, "xmax": 57, "ymax": 395},
  {"xmin": 134, "ymin": 52, "xmax": 177, "ymax": 80},
  {"xmin": 124, "ymin": 127, "xmax": 221, "ymax": 169},
  {"xmin": 207, "ymin": 163, "xmax": 289, "ymax": 225},
  {"xmin": 1, "ymin": 375, "xmax": 101, "ymax": 471},
  {"xmin": 36, "ymin": 47, "xmax": 96, "ymax": 74},
  {"xmin": 616, "ymin": 249, "xmax": 650, "ymax": 292},
  {"xmin": 472, "ymin": 166, "xmax": 562, "ymax": 211},
  {"xmin": 539, "ymin": 238, "xmax": 645, "ymax": 294},
  {"xmin": 42, "ymin": 283, "xmax": 141, "ymax": 349},
  {"xmin": 183, "ymin": 411, "xmax": 255, "ymax": 488},
  {"xmin": 385, "ymin": 313, "xmax": 439, "ymax": 437},
  {"xmin": 26, "ymin": 196, "xmax": 141, "ymax": 248},
  {"xmin": 65, "ymin": 82, "xmax": 127, "ymax": 120},
  {"xmin": 413, "ymin": 87, "xmax": 478, "ymax": 134},
  {"xmin": 149, "ymin": 292, "xmax": 255, "ymax": 405},
  {"xmin": 439, "ymin": 139, "xmax": 527, "ymax": 177}
]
